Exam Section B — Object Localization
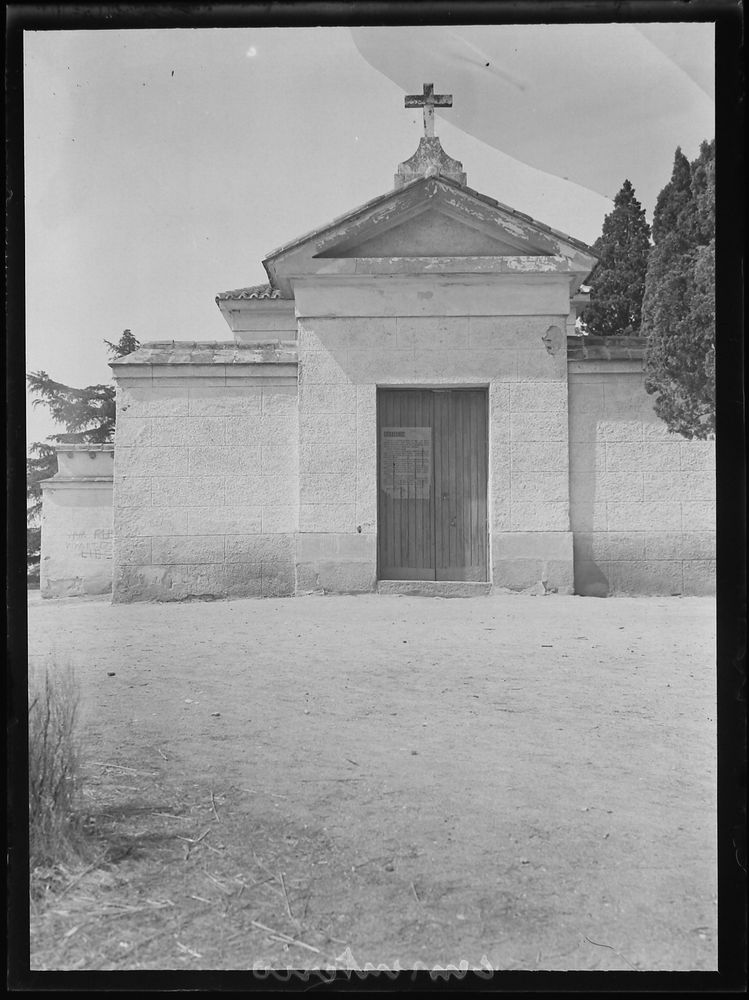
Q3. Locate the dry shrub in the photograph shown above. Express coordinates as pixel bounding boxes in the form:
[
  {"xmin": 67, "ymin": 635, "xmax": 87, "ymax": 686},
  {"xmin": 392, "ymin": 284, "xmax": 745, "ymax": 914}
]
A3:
[{"xmin": 28, "ymin": 661, "xmax": 85, "ymax": 868}]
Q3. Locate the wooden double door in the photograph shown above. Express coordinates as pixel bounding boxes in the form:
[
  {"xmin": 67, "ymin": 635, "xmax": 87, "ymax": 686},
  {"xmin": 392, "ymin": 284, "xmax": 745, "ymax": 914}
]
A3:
[{"xmin": 377, "ymin": 388, "xmax": 488, "ymax": 581}]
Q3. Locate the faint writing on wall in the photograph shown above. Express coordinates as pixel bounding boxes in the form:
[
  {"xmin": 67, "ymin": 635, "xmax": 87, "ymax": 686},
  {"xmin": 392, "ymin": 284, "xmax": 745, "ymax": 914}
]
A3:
[
  {"xmin": 380, "ymin": 427, "xmax": 432, "ymax": 499},
  {"xmin": 67, "ymin": 528, "xmax": 113, "ymax": 560}
]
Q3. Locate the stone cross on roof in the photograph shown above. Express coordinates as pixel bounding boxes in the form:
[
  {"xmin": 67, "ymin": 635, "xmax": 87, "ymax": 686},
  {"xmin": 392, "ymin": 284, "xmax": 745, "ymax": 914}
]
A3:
[{"xmin": 405, "ymin": 83, "xmax": 453, "ymax": 138}]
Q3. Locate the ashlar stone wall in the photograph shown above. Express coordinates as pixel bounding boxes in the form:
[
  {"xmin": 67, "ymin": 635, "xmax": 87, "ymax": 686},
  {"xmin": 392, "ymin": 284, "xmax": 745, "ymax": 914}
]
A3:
[
  {"xmin": 111, "ymin": 345, "xmax": 298, "ymax": 602},
  {"xmin": 568, "ymin": 349, "xmax": 715, "ymax": 596},
  {"xmin": 293, "ymin": 274, "xmax": 576, "ymax": 594}
]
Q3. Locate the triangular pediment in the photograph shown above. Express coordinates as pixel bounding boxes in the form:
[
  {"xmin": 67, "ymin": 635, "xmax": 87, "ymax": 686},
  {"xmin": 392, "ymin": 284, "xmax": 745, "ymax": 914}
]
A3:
[
  {"xmin": 316, "ymin": 206, "xmax": 541, "ymax": 259},
  {"xmin": 263, "ymin": 177, "xmax": 597, "ymax": 296}
]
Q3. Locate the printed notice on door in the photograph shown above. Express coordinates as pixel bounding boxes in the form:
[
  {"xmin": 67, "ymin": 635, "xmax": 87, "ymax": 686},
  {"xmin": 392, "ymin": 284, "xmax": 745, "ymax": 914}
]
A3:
[{"xmin": 381, "ymin": 427, "xmax": 431, "ymax": 499}]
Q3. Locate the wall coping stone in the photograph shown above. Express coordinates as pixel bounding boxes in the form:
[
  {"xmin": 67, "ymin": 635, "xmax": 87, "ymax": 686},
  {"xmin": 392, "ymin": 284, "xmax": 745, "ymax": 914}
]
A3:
[
  {"xmin": 111, "ymin": 341, "xmax": 298, "ymax": 368},
  {"xmin": 567, "ymin": 334, "xmax": 646, "ymax": 361}
]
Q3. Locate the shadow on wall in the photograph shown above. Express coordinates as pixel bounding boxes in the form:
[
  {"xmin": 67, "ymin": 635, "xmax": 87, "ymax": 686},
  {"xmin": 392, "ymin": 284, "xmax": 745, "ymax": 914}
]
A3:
[{"xmin": 571, "ymin": 430, "xmax": 610, "ymax": 597}]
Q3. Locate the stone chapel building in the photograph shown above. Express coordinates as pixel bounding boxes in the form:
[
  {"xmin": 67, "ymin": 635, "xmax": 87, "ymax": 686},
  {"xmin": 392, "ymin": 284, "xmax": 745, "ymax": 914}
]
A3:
[{"xmin": 39, "ymin": 85, "xmax": 716, "ymax": 600}]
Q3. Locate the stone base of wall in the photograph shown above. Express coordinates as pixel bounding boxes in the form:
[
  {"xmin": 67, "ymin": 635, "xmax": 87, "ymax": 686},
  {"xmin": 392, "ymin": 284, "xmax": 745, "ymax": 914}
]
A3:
[
  {"xmin": 112, "ymin": 533, "xmax": 296, "ymax": 602},
  {"xmin": 573, "ymin": 531, "xmax": 715, "ymax": 596},
  {"xmin": 295, "ymin": 533, "xmax": 377, "ymax": 594},
  {"xmin": 492, "ymin": 531, "xmax": 574, "ymax": 594}
]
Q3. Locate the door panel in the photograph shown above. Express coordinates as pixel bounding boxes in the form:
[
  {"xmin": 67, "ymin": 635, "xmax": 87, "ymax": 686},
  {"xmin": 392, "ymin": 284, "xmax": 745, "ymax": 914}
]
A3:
[
  {"xmin": 433, "ymin": 390, "xmax": 488, "ymax": 581},
  {"xmin": 378, "ymin": 390, "xmax": 435, "ymax": 580},
  {"xmin": 377, "ymin": 388, "xmax": 487, "ymax": 582}
]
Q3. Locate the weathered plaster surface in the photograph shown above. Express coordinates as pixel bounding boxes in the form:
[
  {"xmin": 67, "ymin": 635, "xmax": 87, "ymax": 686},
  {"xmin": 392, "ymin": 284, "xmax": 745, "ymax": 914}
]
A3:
[{"xmin": 40, "ymin": 446, "xmax": 114, "ymax": 598}]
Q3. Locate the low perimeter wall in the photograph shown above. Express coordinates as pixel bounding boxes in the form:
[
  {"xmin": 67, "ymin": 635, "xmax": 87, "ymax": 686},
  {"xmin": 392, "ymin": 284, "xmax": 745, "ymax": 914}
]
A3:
[{"xmin": 568, "ymin": 338, "xmax": 715, "ymax": 596}]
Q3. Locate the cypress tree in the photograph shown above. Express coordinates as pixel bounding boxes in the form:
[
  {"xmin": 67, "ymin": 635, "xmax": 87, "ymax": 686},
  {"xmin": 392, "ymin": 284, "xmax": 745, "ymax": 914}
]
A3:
[
  {"xmin": 580, "ymin": 179, "xmax": 652, "ymax": 337},
  {"xmin": 641, "ymin": 142, "xmax": 715, "ymax": 440}
]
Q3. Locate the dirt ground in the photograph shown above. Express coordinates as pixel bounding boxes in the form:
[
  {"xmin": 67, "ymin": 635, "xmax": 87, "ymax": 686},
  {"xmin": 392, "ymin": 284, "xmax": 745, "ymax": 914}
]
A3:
[{"xmin": 26, "ymin": 591, "xmax": 716, "ymax": 973}]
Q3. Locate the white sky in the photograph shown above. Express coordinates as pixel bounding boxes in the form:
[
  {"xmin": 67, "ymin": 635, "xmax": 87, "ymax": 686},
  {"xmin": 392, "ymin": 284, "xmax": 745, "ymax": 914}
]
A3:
[{"xmin": 24, "ymin": 23, "xmax": 714, "ymax": 446}]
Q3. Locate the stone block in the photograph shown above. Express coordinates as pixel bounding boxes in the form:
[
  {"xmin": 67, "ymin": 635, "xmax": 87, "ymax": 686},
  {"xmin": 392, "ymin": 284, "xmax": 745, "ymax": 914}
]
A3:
[
  {"xmin": 296, "ymin": 533, "xmax": 376, "ymax": 562},
  {"xmin": 493, "ymin": 531, "xmax": 573, "ymax": 560},
  {"xmin": 300, "ymin": 410, "xmax": 353, "ymax": 441},
  {"xmin": 114, "ymin": 476, "xmax": 152, "ymax": 508},
  {"xmin": 488, "ymin": 414, "xmax": 511, "ymax": 445},
  {"xmin": 224, "ymin": 532, "xmax": 294, "ymax": 565},
  {"xmin": 489, "ymin": 440, "xmax": 511, "ymax": 476},
  {"xmin": 299, "ymin": 351, "xmax": 351, "ymax": 385},
  {"xmin": 489, "ymin": 382, "xmax": 511, "ymax": 414},
  {"xmin": 508, "ymin": 381, "xmax": 567, "ymax": 412},
  {"xmin": 116, "ymin": 446, "xmax": 188, "ymax": 478},
  {"xmin": 509, "ymin": 501, "xmax": 569, "ymax": 531},
  {"xmin": 117, "ymin": 385, "xmax": 189, "ymax": 418},
  {"xmin": 113, "ymin": 563, "xmax": 226, "ymax": 602},
  {"xmin": 680, "ymin": 532, "xmax": 716, "ymax": 560},
  {"xmin": 643, "ymin": 532, "xmax": 685, "ymax": 560},
  {"xmin": 510, "ymin": 411, "xmax": 567, "ymax": 442},
  {"xmin": 222, "ymin": 563, "xmax": 264, "ymax": 597},
  {"xmin": 680, "ymin": 440, "xmax": 716, "ymax": 471},
  {"xmin": 681, "ymin": 501, "xmax": 716, "ymax": 532},
  {"xmin": 608, "ymin": 559, "xmax": 683, "ymax": 596},
  {"xmin": 492, "ymin": 558, "xmax": 543, "ymax": 590},
  {"xmin": 597, "ymin": 471, "xmax": 645, "ymax": 502},
  {"xmin": 300, "ymin": 474, "xmax": 357, "ymax": 504},
  {"xmin": 261, "ymin": 445, "xmax": 298, "ymax": 477},
  {"xmin": 602, "ymin": 532, "xmax": 647, "ymax": 561},
  {"xmin": 299, "ymin": 440, "xmax": 358, "ymax": 477},
  {"xmin": 299, "ymin": 503, "xmax": 356, "ymax": 532},
  {"xmin": 116, "ymin": 536, "xmax": 153, "ymax": 565},
  {"xmin": 259, "ymin": 413, "xmax": 297, "ymax": 443},
  {"xmin": 598, "ymin": 420, "xmax": 644, "ymax": 443},
  {"xmin": 296, "ymin": 560, "xmax": 376, "ymax": 594},
  {"xmin": 115, "ymin": 418, "xmax": 152, "ymax": 448},
  {"xmin": 262, "ymin": 384, "xmax": 298, "ymax": 415},
  {"xmin": 348, "ymin": 349, "xmax": 415, "ymax": 382},
  {"xmin": 605, "ymin": 441, "xmax": 644, "ymax": 471},
  {"xmin": 511, "ymin": 472, "xmax": 569, "ymax": 502},
  {"xmin": 188, "ymin": 446, "xmax": 260, "ymax": 477},
  {"xmin": 114, "ymin": 506, "xmax": 188, "ymax": 537},
  {"xmin": 606, "ymin": 501, "xmax": 682, "ymax": 532},
  {"xmin": 682, "ymin": 559, "xmax": 716, "ymax": 595},
  {"xmin": 224, "ymin": 475, "xmax": 291, "ymax": 506},
  {"xmin": 262, "ymin": 505, "xmax": 298, "ymax": 532},
  {"xmin": 330, "ymin": 317, "xmax": 398, "ymax": 350},
  {"xmin": 151, "ymin": 535, "xmax": 225, "ymax": 565},
  {"xmin": 395, "ymin": 316, "xmax": 469, "ymax": 350},
  {"xmin": 262, "ymin": 565, "xmax": 296, "ymax": 597},
  {"xmin": 644, "ymin": 471, "xmax": 715, "ymax": 502},
  {"xmin": 186, "ymin": 506, "xmax": 262, "ymax": 535},
  {"xmin": 638, "ymin": 442, "xmax": 683, "ymax": 471},
  {"xmin": 151, "ymin": 416, "xmax": 226, "ymax": 447},
  {"xmin": 188, "ymin": 387, "xmax": 262, "ymax": 416},
  {"xmin": 300, "ymin": 385, "xmax": 358, "ymax": 413},
  {"xmin": 355, "ymin": 504, "xmax": 377, "ymax": 534},
  {"xmin": 152, "ymin": 476, "xmax": 226, "ymax": 508}
]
